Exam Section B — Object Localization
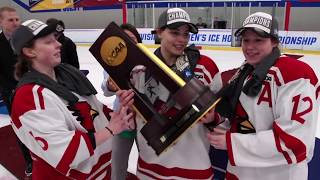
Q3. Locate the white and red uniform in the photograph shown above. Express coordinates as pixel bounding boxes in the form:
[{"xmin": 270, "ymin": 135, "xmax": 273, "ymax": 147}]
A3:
[
  {"xmin": 131, "ymin": 51, "xmax": 220, "ymax": 179},
  {"xmin": 217, "ymin": 56, "xmax": 319, "ymax": 180},
  {"xmin": 11, "ymin": 83, "xmax": 113, "ymax": 179}
]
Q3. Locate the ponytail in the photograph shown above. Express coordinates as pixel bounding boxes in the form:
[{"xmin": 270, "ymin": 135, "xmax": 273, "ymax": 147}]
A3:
[
  {"xmin": 14, "ymin": 40, "xmax": 34, "ymax": 80},
  {"xmin": 14, "ymin": 56, "xmax": 31, "ymax": 80}
]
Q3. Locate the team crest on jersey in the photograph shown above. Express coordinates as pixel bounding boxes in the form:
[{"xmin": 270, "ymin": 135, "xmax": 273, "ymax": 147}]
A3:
[
  {"xmin": 68, "ymin": 102, "xmax": 99, "ymax": 132},
  {"xmin": 237, "ymin": 119, "xmax": 256, "ymax": 134},
  {"xmin": 234, "ymin": 103, "xmax": 256, "ymax": 134}
]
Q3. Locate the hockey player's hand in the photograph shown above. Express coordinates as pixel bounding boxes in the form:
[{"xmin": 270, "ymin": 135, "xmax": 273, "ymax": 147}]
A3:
[
  {"xmin": 199, "ymin": 109, "xmax": 216, "ymax": 124},
  {"xmin": 199, "ymin": 109, "xmax": 224, "ymax": 131},
  {"xmin": 109, "ymin": 106, "xmax": 135, "ymax": 135},
  {"xmin": 207, "ymin": 128, "xmax": 227, "ymax": 150},
  {"xmin": 116, "ymin": 89, "xmax": 134, "ymax": 109}
]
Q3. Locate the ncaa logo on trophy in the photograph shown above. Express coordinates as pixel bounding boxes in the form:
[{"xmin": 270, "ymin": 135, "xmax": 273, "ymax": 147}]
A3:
[{"xmin": 100, "ymin": 36, "xmax": 127, "ymax": 66}]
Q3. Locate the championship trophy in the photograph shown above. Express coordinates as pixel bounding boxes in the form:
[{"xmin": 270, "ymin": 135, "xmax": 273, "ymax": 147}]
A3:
[{"xmin": 89, "ymin": 22, "xmax": 220, "ymax": 155}]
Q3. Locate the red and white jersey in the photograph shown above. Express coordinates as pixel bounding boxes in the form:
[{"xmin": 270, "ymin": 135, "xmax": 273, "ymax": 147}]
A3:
[
  {"xmin": 131, "ymin": 54, "xmax": 220, "ymax": 179},
  {"xmin": 11, "ymin": 83, "xmax": 113, "ymax": 180},
  {"xmin": 221, "ymin": 56, "xmax": 319, "ymax": 180}
]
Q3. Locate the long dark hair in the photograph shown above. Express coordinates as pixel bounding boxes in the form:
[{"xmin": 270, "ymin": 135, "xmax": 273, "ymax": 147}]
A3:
[
  {"xmin": 14, "ymin": 40, "xmax": 35, "ymax": 80},
  {"xmin": 120, "ymin": 23, "xmax": 142, "ymax": 43}
]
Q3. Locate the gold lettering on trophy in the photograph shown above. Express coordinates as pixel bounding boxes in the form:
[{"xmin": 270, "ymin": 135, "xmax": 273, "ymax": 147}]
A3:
[{"xmin": 100, "ymin": 36, "xmax": 127, "ymax": 66}]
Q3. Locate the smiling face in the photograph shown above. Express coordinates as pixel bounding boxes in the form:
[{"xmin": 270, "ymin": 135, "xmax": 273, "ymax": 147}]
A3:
[
  {"xmin": 241, "ymin": 29, "xmax": 278, "ymax": 66},
  {"xmin": 23, "ymin": 33, "xmax": 62, "ymax": 73},
  {"xmin": 158, "ymin": 24, "xmax": 190, "ymax": 58}
]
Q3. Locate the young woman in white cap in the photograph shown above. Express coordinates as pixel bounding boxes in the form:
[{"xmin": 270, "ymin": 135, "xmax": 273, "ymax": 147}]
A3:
[
  {"xmin": 205, "ymin": 12, "xmax": 319, "ymax": 180},
  {"xmin": 9, "ymin": 19, "xmax": 135, "ymax": 179},
  {"xmin": 112, "ymin": 7, "xmax": 221, "ymax": 180}
]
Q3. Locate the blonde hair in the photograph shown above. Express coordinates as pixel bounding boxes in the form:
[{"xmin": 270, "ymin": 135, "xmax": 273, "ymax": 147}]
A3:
[{"xmin": 0, "ymin": 6, "xmax": 16, "ymax": 19}]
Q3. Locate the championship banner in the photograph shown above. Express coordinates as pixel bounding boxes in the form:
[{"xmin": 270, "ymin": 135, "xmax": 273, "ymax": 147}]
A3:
[
  {"xmin": 89, "ymin": 22, "xmax": 220, "ymax": 155},
  {"xmin": 29, "ymin": 0, "xmax": 74, "ymax": 11},
  {"xmin": 26, "ymin": 0, "xmax": 121, "ymax": 11}
]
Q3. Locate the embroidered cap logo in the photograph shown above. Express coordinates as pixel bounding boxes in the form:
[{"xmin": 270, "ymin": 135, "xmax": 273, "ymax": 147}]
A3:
[
  {"xmin": 243, "ymin": 15, "xmax": 271, "ymax": 33},
  {"xmin": 26, "ymin": 21, "xmax": 43, "ymax": 31},
  {"xmin": 23, "ymin": 20, "xmax": 47, "ymax": 35},
  {"xmin": 167, "ymin": 11, "xmax": 189, "ymax": 22},
  {"xmin": 166, "ymin": 8, "xmax": 190, "ymax": 25}
]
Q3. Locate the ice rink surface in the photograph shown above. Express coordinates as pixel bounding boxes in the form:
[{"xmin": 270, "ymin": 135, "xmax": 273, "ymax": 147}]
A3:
[{"xmin": 1, "ymin": 46, "xmax": 319, "ymax": 178}]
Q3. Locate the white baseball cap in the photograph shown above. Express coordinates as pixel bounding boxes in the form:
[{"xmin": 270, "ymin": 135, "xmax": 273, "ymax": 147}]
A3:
[
  {"xmin": 157, "ymin": 8, "xmax": 198, "ymax": 34},
  {"xmin": 11, "ymin": 19, "xmax": 59, "ymax": 55},
  {"xmin": 234, "ymin": 12, "xmax": 278, "ymax": 39}
]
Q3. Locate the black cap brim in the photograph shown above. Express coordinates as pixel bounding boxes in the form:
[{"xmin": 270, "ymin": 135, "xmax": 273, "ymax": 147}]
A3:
[
  {"xmin": 234, "ymin": 27, "xmax": 246, "ymax": 37},
  {"xmin": 167, "ymin": 22, "xmax": 198, "ymax": 34},
  {"xmin": 234, "ymin": 27, "xmax": 270, "ymax": 38}
]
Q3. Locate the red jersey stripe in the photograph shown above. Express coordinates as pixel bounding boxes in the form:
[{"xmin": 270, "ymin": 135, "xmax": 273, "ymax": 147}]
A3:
[
  {"xmin": 226, "ymin": 131, "xmax": 236, "ymax": 166},
  {"xmin": 56, "ymin": 131, "xmax": 82, "ymax": 174},
  {"xmin": 138, "ymin": 157, "xmax": 213, "ymax": 179},
  {"xmin": 37, "ymin": 86, "xmax": 45, "ymax": 109},
  {"xmin": 11, "ymin": 84, "xmax": 37, "ymax": 129},
  {"xmin": 273, "ymin": 127, "xmax": 293, "ymax": 164},
  {"xmin": 273, "ymin": 122, "xmax": 307, "ymax": 163}
]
